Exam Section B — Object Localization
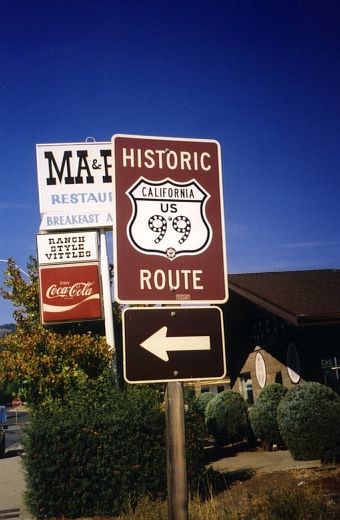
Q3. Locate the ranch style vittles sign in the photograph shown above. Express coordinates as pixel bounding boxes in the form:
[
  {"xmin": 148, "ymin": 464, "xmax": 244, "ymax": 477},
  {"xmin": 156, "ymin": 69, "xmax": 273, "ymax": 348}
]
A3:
[{"xmin": 37, "ymin": 231, "xmax": 99, "ymax": 264}]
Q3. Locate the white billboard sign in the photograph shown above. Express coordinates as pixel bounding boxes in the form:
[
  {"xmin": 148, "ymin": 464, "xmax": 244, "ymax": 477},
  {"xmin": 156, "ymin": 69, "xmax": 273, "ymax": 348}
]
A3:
[
  {"xmin": 37, "ymin": 231, "xmax": 99, "ymax": 265},
  {"xmin": 36, "ymin": 142, "xmax": 113, "ymax": 230}
]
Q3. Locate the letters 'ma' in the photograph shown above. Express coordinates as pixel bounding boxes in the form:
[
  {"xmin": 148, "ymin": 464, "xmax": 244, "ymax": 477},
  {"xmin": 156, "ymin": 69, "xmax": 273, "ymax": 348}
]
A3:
[{"xmin": 44, "ymin": 150, "xmax": 112, "ymax": 185}]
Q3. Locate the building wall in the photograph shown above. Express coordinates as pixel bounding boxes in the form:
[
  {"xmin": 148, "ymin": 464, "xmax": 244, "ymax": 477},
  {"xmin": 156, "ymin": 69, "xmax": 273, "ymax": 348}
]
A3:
[
  {"xmin": 224, "ymin": 292, "xmax": 340, "ymax": 401},
  {"xmin": 193, "ymin": 379, "xmax": 231, "ymax": 396},
  {"xmin": 232, "ymin": 345, "xmax": 305, "ymax": 403}
]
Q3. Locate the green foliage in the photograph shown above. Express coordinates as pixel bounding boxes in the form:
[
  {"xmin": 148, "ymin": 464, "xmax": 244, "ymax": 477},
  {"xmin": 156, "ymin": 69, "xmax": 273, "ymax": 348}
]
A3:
[
  {"xmin": 23, "ymin": 376, "xmax": 207, "ymax": 517},
  {"xmin": 192, "ymin": 392, "xmax": 215, "ymax": 417},
  {"xmin": 0, "ymin": 257, "xmax": 40, "ymax": 327},
  {"xmin": 0, "ymin": 257, "xmax": 113, "ymax": 405},
  {"xmin": 205, "ymin": 390, "xmax": 249, "ymax": 446},
  {"xmin": 183, "ymin": 384, "xmax": 196, "ymax": 402},
  {"xmin": 249, "ymin": 383, "xmax": 287, "ymax": 450},
  {"xmin": 184, "ymin": 404, "xmax": 207, "ymax": 494},
  {"xmin": 0, "ymin": 380, "xmax": 20, "ymax": 405},
  {"xmin": 0, "ymin": 325, "xmax": 113, "ymax": 405},
  {"xmin": 277, "ymin": 382, "xmax": 340, "ymax": 461},
  {"xmin": 23, "ymin": 380, "xmax": 166, "ymax": 517}
]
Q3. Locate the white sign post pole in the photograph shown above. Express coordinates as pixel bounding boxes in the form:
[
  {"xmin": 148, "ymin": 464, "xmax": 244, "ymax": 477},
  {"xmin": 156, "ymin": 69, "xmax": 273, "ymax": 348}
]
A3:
[{"xmin": 100, "ymin": 229, "xmax": 115, "ymax": 351}]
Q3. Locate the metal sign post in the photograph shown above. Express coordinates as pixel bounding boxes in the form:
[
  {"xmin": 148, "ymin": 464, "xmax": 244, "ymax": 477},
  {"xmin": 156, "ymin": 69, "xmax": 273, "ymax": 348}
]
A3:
[
  {"xmin": 165, "ymin": 382, "xmax": 188, "ymax": 520},
  {"xmin": 100, "ymin": 229, "xmax": 115, "ymax": 351}
]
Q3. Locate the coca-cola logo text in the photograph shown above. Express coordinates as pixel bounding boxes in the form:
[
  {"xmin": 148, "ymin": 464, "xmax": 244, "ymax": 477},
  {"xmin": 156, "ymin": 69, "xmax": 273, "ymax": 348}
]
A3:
[{"xmin": 46, "ymin": 281, "xmax": 95, "ymax": 299}]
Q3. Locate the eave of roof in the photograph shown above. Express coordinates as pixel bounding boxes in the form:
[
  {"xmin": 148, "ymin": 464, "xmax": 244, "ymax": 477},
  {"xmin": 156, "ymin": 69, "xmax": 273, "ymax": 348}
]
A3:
[{"xmin": 228, "ymin": 270, "xmax": 340, "ymax": 326}]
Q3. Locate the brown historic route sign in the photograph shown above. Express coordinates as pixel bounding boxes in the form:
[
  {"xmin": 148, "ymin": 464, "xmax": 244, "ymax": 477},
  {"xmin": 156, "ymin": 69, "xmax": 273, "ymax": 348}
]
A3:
[{"xmin": 112, "ymin": 134, "xmax": 228, "ymax": 304}]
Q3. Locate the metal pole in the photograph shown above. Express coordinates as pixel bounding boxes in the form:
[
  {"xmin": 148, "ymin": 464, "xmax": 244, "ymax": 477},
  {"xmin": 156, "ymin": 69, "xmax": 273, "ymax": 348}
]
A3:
[
  {"xmin": 99, "ymin": 229, "xmax": 115, "ymax": 351},
  {"xmin": 165, "ymin": 381, "xmax": 188, "ymax": 520}
]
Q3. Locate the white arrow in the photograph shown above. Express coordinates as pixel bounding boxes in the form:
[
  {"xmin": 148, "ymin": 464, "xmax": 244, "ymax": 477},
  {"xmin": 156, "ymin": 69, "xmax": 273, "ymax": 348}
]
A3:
[{"xmin": 140, "ymin": 326, "xmax": 211, "ymax": 362}]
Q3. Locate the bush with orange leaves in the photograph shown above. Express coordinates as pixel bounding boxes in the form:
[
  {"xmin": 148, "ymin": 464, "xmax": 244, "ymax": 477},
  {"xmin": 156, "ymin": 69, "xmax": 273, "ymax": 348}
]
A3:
[{"xmin": 0, "ymin": 257, "xmax": 113, "ymax": 405}]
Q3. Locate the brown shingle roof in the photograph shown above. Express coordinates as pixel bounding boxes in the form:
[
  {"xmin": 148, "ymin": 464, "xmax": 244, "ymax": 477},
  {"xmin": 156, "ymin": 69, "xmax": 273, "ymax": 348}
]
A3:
[{"xmin": 228, "ymin": 270, "xmax": 340, "ymax": 325}]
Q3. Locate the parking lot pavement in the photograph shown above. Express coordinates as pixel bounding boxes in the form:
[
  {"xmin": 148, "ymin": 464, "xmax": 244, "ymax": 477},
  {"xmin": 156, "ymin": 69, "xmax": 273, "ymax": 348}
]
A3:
[
  {"xmin": 0, "ymin": 407, "xmax": 31, "ymax": 519},
  {"xmin": 0, "ymin": 453, "xmax": 31, "ymax": 519}
]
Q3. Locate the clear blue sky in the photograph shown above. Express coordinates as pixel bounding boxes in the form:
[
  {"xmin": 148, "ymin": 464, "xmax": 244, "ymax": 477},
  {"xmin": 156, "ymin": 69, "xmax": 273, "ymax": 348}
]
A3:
[{"xmin": 1, "ymin": 0, "xmax": 340, "ymax": 323}]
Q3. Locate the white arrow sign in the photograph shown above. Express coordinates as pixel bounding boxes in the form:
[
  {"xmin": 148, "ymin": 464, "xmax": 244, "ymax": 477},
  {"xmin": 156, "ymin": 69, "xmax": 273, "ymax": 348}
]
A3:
[{"xmin": 140, "ymin": 326, "xmax": 211, "ymax": 361}]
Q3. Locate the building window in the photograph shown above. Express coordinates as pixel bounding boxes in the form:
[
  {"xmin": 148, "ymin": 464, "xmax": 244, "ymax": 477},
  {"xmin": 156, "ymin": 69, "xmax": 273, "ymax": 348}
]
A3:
[
  {"xmin": 240, "ymin": 373, "xmax": 254, "ymax": 405},
  {"xmin": 321, "ymin": 355, "xmax": 340, "ymax": 393},
  {"xmin": 275, "ymin": 371, "xmax": 283, "ymax": 384}
]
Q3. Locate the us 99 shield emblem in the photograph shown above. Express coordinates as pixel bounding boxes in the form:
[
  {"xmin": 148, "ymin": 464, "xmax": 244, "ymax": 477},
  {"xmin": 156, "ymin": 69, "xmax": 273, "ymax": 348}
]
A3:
[{"xmin": 126, "ymin": 177, "xmax": 212, "ymax": 260}]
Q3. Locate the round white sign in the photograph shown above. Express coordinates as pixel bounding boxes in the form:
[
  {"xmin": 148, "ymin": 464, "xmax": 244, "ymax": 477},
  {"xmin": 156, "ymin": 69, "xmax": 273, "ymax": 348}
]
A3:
[
  {"xmin": 287, "ymin": 343, "xmax": 301, "ymax": 383},
  {"xmin": 255, "ymin": 352, "xmax": 266, "ymax": 388}
]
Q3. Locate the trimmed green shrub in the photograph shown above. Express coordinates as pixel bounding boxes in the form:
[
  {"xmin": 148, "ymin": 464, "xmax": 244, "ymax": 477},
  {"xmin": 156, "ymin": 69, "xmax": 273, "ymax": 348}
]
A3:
[
  {"xmin": 205, "ymin": 390, "xmax": 249, "ymax": 446},
  {"xmin": 277, "ymin": 382, "xmax": 340, "ymax": 461},
  {"xmin": 184, "ymin": 404, "xmax": 207, "ymax": 493},
  {"xmin": 24, "ymin": 382, "xmax": 165, "ymax": 517},
  {"xmin": 23, "ymin": 375, "xmax": 207, "ymax": 518},
  {"xmin": 183, "ymin": 385, "xmax": 196, "ymax": 403},
  {"xmin": 249, "ymin": 383, "xmax": 287, "ymax": 450},
  {"xmin": 192, "ymin": 392, "xmax": 215, "ymax": 417}
]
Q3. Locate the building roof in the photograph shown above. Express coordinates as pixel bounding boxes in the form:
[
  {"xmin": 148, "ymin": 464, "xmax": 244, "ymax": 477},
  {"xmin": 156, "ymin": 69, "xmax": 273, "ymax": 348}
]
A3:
[{"xmin": 228, "ymin": 270, "xmax": 340, "ymax": 325}]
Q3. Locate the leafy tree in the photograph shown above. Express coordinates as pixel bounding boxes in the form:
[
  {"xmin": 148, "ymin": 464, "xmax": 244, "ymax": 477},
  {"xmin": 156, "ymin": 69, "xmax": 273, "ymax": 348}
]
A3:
[
  {"xmin": 1, "ymin": 257, "xmax": 40, "ymax": 328},
  {"xmin": 0, "ymin": 257, "xmax": 113, "ymax": 404}
]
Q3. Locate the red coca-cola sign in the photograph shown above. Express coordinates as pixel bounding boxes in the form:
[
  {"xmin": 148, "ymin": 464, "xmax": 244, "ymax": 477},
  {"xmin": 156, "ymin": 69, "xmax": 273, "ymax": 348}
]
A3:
[{"xmin": 39, "ymin": 263, "xmax": 103, "ymax": 323}]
